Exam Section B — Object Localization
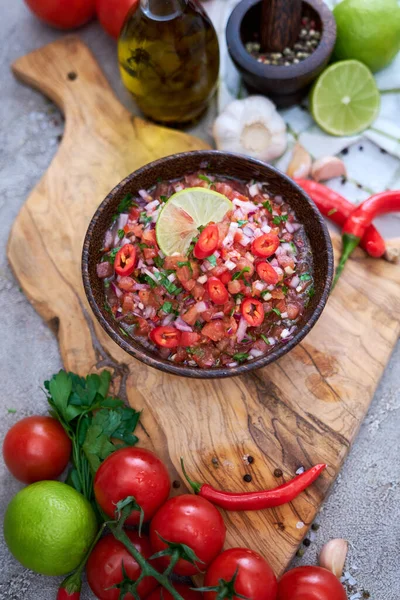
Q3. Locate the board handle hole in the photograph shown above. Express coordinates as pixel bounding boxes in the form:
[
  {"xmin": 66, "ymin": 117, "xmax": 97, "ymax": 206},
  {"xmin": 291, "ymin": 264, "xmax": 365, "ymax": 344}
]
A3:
[{"xmin": 67, "ymin": 72, "xmax": 78, "ymax": 81}]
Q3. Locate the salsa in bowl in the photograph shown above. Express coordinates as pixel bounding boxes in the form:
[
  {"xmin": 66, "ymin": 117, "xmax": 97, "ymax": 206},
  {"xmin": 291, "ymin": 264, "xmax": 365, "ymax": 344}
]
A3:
[{"xmin": 82, "ymin": 151, "xmax": 333, "ymax": 378}]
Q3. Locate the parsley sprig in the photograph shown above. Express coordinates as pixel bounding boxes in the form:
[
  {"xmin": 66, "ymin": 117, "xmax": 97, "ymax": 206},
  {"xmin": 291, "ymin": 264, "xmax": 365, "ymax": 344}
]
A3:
[
  {"xmin": 45, "ymin": 370, "xmax": 140, "ymax": 509},
  {"xmin": 111, "ymin": 193, "xmax": 136, "ymax": 224}
]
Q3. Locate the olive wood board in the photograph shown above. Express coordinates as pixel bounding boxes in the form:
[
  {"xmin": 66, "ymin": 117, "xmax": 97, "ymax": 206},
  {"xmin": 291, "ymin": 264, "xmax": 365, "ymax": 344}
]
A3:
[{"xmin": 8, "ymin": 37, "xmax": 400, "ymax": 576}]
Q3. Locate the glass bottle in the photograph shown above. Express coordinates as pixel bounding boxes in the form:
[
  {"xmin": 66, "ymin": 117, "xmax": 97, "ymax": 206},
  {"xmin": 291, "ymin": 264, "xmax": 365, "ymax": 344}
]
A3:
[{"xmin": 118, "ymin": 0, "xmax": 220, "ymax": 124}]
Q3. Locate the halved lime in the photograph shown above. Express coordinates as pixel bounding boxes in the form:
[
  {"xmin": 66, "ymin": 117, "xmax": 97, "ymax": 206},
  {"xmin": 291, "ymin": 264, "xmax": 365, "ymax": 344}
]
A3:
[
  {"xmin": 156, "ymin": 187, "xmax": 232, "ymax": 256},
  {"xmin": 310, "ymin": 60, "xmax": 380, "ymax": 136}
]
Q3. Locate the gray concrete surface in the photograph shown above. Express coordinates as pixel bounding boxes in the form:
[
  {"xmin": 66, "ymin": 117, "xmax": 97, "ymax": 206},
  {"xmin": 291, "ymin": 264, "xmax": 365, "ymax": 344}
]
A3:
[{"xmin": 0, "ymin": 2, "xmax": 399, "ymax": 599}]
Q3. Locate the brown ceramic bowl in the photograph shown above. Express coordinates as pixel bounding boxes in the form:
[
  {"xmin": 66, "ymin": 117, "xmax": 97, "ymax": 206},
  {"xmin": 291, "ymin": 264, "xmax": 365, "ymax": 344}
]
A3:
[
  {"xmin": 82, "ymin": 151, "xmax": 333, "ymax": 379},
  {"xmin": 226, "ymin": 0, "xmax": 337, "ymax": 107}
]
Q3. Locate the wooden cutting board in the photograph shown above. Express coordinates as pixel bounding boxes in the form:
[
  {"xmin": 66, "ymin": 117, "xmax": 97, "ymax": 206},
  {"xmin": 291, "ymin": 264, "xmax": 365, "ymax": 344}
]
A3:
[{"xmin": 8, "ymin": 37, "xmax": 400, "ymax": 576}]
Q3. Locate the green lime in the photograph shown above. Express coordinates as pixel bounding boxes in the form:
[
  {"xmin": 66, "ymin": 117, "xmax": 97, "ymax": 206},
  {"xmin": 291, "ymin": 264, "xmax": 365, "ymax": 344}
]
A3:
[
  {"xmin": 310, "ymin": 60, "xmax": 380, "ymax": 136},
  {"xmin": 333, "ymin": 0, "xmax": 400, "ymax": 73},
  {"xmin": 156, "ymin": 187, "xmax": 232, "ymax": 256},
  {"xmin": 3, "ymin": 481, "xmax": 97, "ymax": 576}
]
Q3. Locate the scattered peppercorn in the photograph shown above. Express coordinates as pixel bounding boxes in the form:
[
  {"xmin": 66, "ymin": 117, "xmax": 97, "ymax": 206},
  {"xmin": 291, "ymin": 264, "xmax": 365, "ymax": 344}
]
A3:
[
  {"xmin": 211, "ymin": 457, "xmax": 219, "ymax": 466},
  {"xmin": 311, "ymin": 523, "xmax": 320, "ymax": 531},
  {"xmin": 341, "ymin": 176, "xmax": 347, "ymax": 185},
  {"xmin": 359, "ymin": 145, "xmax": 364, "ymax": 151},
  {"xmin": 274, "ymin": 468, "xmax": 283, "ymax": 477},
  {"xmin": 243, "ymin": 474, "xmax": 252, "ymax": 483},
  {"xmin": 362, "ymin": 592, "xmax": 370, "ymax": 599},
  {"xmin": 341, "ymin": 148, "xmax": 349, "ymax": 155},
  {"xmin": 380, "ymin": 148, "xmax": 387, "ymax": 154},
  {"xmin": 303, "ymin": 538, "xmax": 311, "ymax": 547},
  {"xmin": 247, "ymin": 456, "xmax": 254, "ymax": 464},
  {"xmin": 172, "ymin": 480, "xmax": 181, "ymax": 489},
  {"xmin": 296, "ymin": 547, "xmax": 305, "ymax": 557}
]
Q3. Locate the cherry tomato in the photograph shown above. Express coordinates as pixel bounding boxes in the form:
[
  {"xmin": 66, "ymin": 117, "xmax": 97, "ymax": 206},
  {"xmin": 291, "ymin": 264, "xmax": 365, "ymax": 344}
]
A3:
[
  {"xmin": 150, "ymin": 326, "xmax": 181, "ymax": 348},
  {"xmin": 277, "ymin": 566, "xmax": 347, "ymax": 600},
  {"xmin": 115, "ymin": 244, "xmax": 136, "ymax": 277},
  {"xmin": 194, "ymin": 225, "xmax": 219, "ymax": 259},
  {"xmin": 2, "ymin": 416, "xmax": 71, "ymax": 484},
  {"xmin": 241, "ymin": 298, "xmax": 264, "ymax": 327},
  {"xmin": 207, "ymin": 277, "xmax": 229, "ymax": 305},
  {"xmin": 96, "ymin": 0, "xmax": 139, "ymax": 38},
  {"xmin": 86, "ymin": 531, "xmax": 158, "ymax": 600},
  {"xmin": 256, "ymin": 261, "xmax": 279, "ymax": 285},
  {"xmin": 150, "ymin": 495, "xmax": 226, "ymax": 576},
  {"xmin": 145, "ymin": 583, "xmax": 202, "ymax": 600},
  {"xmin": 94, "ymin": 447, "xmax": 170, "ymax": 525},
  {"xmin": 252, "ymin": 233, "xmax": 280, "ymax": 258},
  {"xmin": 180, "ymin": 331, "xmax": 201, "ymax": 347},
  {"xmin": 24, "ymin": 0, "xmax": 96, "ymax": 29},
  {"xmin": 204, "ymin": 548, "xmax": 278, "ymax": 600}
]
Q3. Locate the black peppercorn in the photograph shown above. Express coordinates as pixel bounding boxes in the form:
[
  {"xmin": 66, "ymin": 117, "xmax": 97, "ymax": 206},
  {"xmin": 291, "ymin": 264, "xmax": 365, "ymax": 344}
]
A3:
[
  {"xmin": 247, "ymin": 456, "xmax": 254, "ymax": 464},
  {"xmin": 172, "ymin": 480, "xmax": 181, "ymax": 489},
  {"xmin": 243, "ymin": 474, "xmax": 252, "ymax": 483},
  {"xmin": 274, "ymin": 468, "xmax": 283, "ymax": 478},
  {"xmin": 303, "ymin": 538, "xmax": 311, "ymax": 547}
]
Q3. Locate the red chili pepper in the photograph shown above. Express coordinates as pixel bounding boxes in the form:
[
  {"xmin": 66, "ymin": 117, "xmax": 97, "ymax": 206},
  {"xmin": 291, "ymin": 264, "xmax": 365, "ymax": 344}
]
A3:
[
  {"xmin": 150, "ymin": 326, "xmax": 181, "ymax": 348},
  {"xmin": 207, "ymin": 277, "xmax": 229, "ymax": 305},
  {"xmin": 296, "ymin": 179, "xmax": 386, "ymax": 258},
  {"xmin": 57, "ymin": 588, "xmax": 80, "ymax": 600},
  {"xmin": 181, "ymin": 459, "xmax": 326, "ymax": 510},
  {"xmin": 114, "ymin": 243, "xmax": 136, "ymax": 277},
  {"xmin": 251, "ymin": 233, "xmax": 280, "ymax": 258},
  {"xmin": 241, "ymin": 297, "xmax": 264, "ymax": 327},
  {"xmin": 335, "ymin": 190, "xmax": 400, "ymax": 285},
  {"xmin": 194, "ymin": 224, "xmax": 219, "ymax": 259}
]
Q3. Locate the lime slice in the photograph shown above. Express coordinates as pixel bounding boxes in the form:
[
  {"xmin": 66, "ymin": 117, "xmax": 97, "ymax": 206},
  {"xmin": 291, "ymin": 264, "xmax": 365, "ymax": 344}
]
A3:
[
  {"xmin": 310, "ymin": 60, "xmax": 380, "ymax": 136},
  {"xmin": 156, "ymin": 187, "xmax": 232, "ymax": 256}
]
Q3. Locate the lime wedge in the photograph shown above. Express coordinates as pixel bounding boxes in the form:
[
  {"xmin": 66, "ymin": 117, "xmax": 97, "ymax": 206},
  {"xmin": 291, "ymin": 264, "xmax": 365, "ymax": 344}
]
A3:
[
  {"xmin": 310, "ymin": 60, "xmax": 380, "ymax": 136},
  {"xmin": 156, "ymin": 187, "xmax": 232, "ymax": 256}
]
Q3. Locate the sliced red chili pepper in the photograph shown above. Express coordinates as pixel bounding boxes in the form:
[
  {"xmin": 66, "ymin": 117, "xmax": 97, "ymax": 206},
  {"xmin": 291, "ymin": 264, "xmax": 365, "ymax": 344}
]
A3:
[
  {"xmin": 180, "ymin": 331, "xmax": 201, "ymax": 347},
  {"xmin": 114, "ymin": 244, "xmax": 136, "ymax": 277},
  {"xmin": 251, "ymin": 233, "xmax": 280, "ymax": 258},
  {"xmin": 150, "ymin": 326, "xmax": 181, "ymax": 348},
  {"xmin": 256, "ymin": 261, "xmax": 279, "ymax": 285},
  {"xmin": 219, "ymin": 270, "xmax": 233, "ymax": 285},
  {"xmin": 181, "ymin": 459, "xmax": 326, "ymax": 510},
  {"xmin": 241, "ymin": 298, "xmax": 264, "ymax": 326},
  {"xmin": 207, "ymin": 277, "xmax": 229, "ymax": 305},
  {"xmin": 194, "ymin": 224, "xmax": 219, "ymax": 259}
]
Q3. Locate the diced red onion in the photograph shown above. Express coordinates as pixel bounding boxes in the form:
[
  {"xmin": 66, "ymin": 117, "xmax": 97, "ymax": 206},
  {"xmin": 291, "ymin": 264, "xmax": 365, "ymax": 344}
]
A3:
[
  {"xmin": 167, "ymin": 273, "xmax": 176, "ymax": 282},
  {"xmin": 281, "ymin": 328, "xmax": 291, "ymax": 339},
  {"xmin": 236, "ymin": 317, "xmax": 248, "ymax": 343},
  {"xmin": 211, "ymin": 311, "xmax": 224, "ymax": 320},
  {"xmin": 146, "ymin": 200, "xmax": 160, "ymax": 211},
  {"xmin": 116, "ymin": 213, "xmax": 129, "ymax": 230},
  {"xmin": 174, "ymin": 184, "xmax": 184, "ymax": 192},
  {"xmin": 281, "ymin": 312, "xmax": 288, "ymax": 319},
  {"xmin": 143, "ymin": 268, "xmax": 159, "ymax": 283},
  {"xmin": 261, "ymin": 224, "xmax": 271, "ymax": 234},
  {"xmin": 184, "ymin": 297, "xmax": 196, "ymax": 307},
  {"xmin": 174, "ymin": 317, "xmax": 193, "ymax": 332},
  {"xmin": 223, "ymin": 222, "xmax": 239, "ymax": 247},
  {"xmin": 111, "ymin": 282, "xmax": 123, "ymax": 298},
  {"xmin": 245, "ymin": 252, "xmax": 255, "ymax": 263},
  {"xmin": 248, "ymin": 183, "xmax": 260, "ymax": 197},
  {"xmin": 197, "ymin": 275, "xmax": 208, "ymax": 284},
  {"xmin": 239, "ymin": 235, "xmax": 251, "ymax": 247},
  {"xmin": 200, "ymin": 263, "xmax": 208, "ymax": 272},
  {"xmin": 227, "ymin": 361, "xmax": 238, "ymax": 367},
  {"xmin": 144, "ymin": 306, "xmax": 156, "ymax": 319},
  {"xmin": 104, "ymin": 230, "xmax": 113, "ymax": 248},
  {"xmin": 282, "ymin": 242, "xmax": 295, "ymax": 254},
  {"xmin": 195, "ymin": 301, "xmax": 208, "ymax": 313},
  {"xmin": 137, "ymin": 259, "xmax": 144, "ymax": 269},
  {"xmin": 270, "ymin": 258, "xmax": 279, "ymax": 267},
  {"xmin": 275, "ymin": 246, "xmax": 283, "ymax": 256},
  {"xmin": 290, "ymin": 275, "xmax": 300, "ymax": 289},
  {"xmin": 132, "ymin": 282, "xmax": 150, "ymax": 291},
  {"xmin": 242, "ymin": 225, "xmax": 255, "ymax": 238},
  {"xmin": 249, "ymin": 348, "xmax": 264, "ymax": 358},
  {"xmin": 161, "ymin": 314, "xmax": 175, "ymax": 326},
  {"xmin": 253, "ymin": 228, "xmax": 263, "ymax": 238},
  {"xmin": 268, "ymin": 337, "xmax": 276, "ymax": 345},
  {"xmin": 233, "ymin": 198, "xmax": 255, "ymax": 212},
  {"xmin": 291, "ymin": 223, "xmax": 301, "ymax": 232},
  {"xmin": 286, "ymin": 221, "xmax": 294, "ymax": 233},
  {"xmin": 274, "ymin": 195, "xmax": 283, "ymax": 204},
  {"xmin": 254, "ymin": 280, "xmax": 265, "ymax": 291},
  {"xmin": 139, "ymin": 189, "xmax": 153, "ymax": 202},
  {"xmin": 225, "ymin": 260, "xmax": 236, "ymax": 271}
]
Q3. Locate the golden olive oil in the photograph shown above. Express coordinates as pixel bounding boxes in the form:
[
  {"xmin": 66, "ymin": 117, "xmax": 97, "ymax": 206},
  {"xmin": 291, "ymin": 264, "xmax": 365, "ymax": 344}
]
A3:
[{"xmin": 118, "ymin": 0, "xmax": 220, "ymax": 124}]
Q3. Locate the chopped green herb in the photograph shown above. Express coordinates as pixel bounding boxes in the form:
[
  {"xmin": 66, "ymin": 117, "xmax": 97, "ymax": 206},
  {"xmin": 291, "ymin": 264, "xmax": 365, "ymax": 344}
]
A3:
[
  {"xmin": 261, "ymin": 334, "xmax": 270, "ymax": 345},
  {"xmin": 261, "ymin": 290, "xmax": 272, "ymax": 299},
  {"xmin": 102, "ymin": 246, "xmax": 121, "ymax": 264},
  {"xmin": 307, "ymin": 286, "xmax": 315, "ymax": 298},
  {"xmin": 160, "ymin": 195, "xmax": 168, "ymax": 203},
  {"xmin": 234, "ymin": 293, "xmax": 245, "ymax": 303},
  {"xmin": 233, "ymin": 353, "xmax": 249, "ymax": 363},
  {"xmin": 229, "ymin": 307, "xmax": 236, "ymax": 317},
  {"xmin": 7, "ymin": 408, "xmax": 17, "ymax": 414},
  {"xmin": 140, "ymin": 212, "xmax": 152, "ymax": 227},
  {"xmin": 263, "ymin": 200, "xmax": 273, "ymax": 213},
  {"xmin": 154, "ymin": 256, "xmax": 164, "ymax": 269},
  {"xmin": 300, "ymin": 272, "xmax": 312, "ymax": 281},
  {"xmin": 138, "ymin": 243, "xmax": 149, "ymax": 250},
  {"xmin": 281, "ymin": 285, "xmax": 289, "ymax": 295},
  {"xmin": 104, "ymin": 301, "xmax": 113, "ymax": 315},
  {"xmin": 272, "ymin": 214, "xmax": 289, "ymax": 225},
  {"xmin": 194, "ymin": 320, "xmax": 203, "ymax": 328},
  {"xmin": 198, "ymin": 174, "xmax": 212, "ymax": 185},
  {"xmin": 117, "ymin": 229, "xmax": 125, "ymax": 239},
  {"xmin": 156, "ymin": 177, "xmax": 162, "ymax": 183},
  {"xmin": 206, "ymin": 254, "xmax": 217, "ymax": 267},
  {"xmin": 161, "ymin": 301, "xmax": 173, "ymax": 313},
  {"xmin": 197, "ymin": 225, "xmax": 206, "ymax": 234},
  {"xmin": 272, "ymin": 307, "xmax": 282, "ymax": 317},
  {"xmin": 154, "ymin": 271, "xmax": 182, "ymax": 295},
  {"xmin": 237, "ymin": 220, "xmax": 248, "ymax": 227},
  {"xmin": 119, "ymin": 327, "xmax": 128, "ymax": 337},
  {"xmin": 327, "ymin": 208, "xmax": 337, "ymax": 216},
  {"xmin": 290, "ymin": 242, "xmax": 297, "ymax": 254},
  {"xmin": 111, "ymin": 193, "xmax": 136, "ymax": 223},
  {"xmin": 104, "ymin": 281, "xmax": 110, "ymax": 289},
  {"xmin": 232, "ymin": 267, "xmax": 250, "ymax": 280},
  {"xmin": 177, "ymin": 260, "xmax": 193, "ymax": 275},
  {"xmin": 138, "ymin": 274, "xmax": 157, "ymax": 288}
]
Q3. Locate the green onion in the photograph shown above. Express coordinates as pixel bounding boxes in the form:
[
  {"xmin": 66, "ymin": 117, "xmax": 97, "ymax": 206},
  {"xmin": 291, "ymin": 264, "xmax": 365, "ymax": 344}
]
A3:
[
  {"xmin": 198, "ymin": 174, "xmax": 212, "ymax": 185},
  {"xmin": 161, "ymin": 302, "xmax": 173, "ymax": 313},
  {"xmin": 206, "ymin": 255, "xmax": 217, "ymax": 267},
  {"xmin": 272, "ymin": 307, "xmax": 281, "ymax": 317},
  {"xmin": 233, "ymin": 353, "xmax": 249, "ymax": 363},
  {"xmin": 263, "ymin": 200, "xmax": 273, "ymax": 213},
  {"xmin": 261, "ymin": 334, "xmax": 270, "ymax": 345},
  {"xmin": 117, "ymin": 229, "xmax": 125, "ymax": 239},
  {"xmin": 300, "ymin": 272, "xmax": 312, "ymax": 281}
]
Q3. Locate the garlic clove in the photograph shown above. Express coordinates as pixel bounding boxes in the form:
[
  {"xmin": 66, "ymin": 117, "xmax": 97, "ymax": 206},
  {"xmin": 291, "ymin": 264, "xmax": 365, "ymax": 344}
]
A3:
[
  {"xmin": 311, "ymin": 156, "xmax": 347, "ymax": 182},
  {"xmin": 384, "ymin": 242, "xmax": 400, "ymax": 263},
  {"xmin": 319, "ymin": 538, "xmax": 348, "ymax": 578},
  {"xmin": 286, "ymin": 144, "xmax": 312, "ymax": 179}
]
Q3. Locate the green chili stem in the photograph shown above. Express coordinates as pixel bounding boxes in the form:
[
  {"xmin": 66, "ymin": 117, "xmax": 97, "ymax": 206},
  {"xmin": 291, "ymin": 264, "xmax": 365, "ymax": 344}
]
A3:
[
  {"xmin": 332, "ymin": 233, "xmax": 360, "ymax": 289},
  {"xmin": 109, "ymin": 524, "xmax": 185, "ymax": 600},
  {"xmin": 180, "ymin": 457, "xmax": 202, "ymax": 494}
]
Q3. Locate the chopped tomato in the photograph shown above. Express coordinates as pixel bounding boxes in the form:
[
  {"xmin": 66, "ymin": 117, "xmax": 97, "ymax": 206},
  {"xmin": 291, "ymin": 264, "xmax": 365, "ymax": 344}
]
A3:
[
  {"xmin": 180, "ymin": 331, "xmax": 201, "ymax": 347},
  {"xmin": 182, "ymin": 306, "xmax": 199, "ymax": 326},
  {"xmin": 135, "ymin": 316, "xmax": 151, "ymax": 336},
  {"xmin": 191, "ymin": 283, "xmax": 205, "ymax": 300},
  {"xmin": 216, "ymin": 222, "xmax": 230, "ymax": 246},
  {"xmin": 115, "ymin": 244, "xmax": 136, "ymax": 277},
  {"xmin": 122, "ymin": 293, "xmax": 134, "ymax": 314},
  {"xmin": 194, "ymin": 224, "xmax": 219, "ymax": 259},
  {"xmin": 228, "ymin": 280, "xmax": 243, "ymax": 295},
  {"xmin": 181, "ymin": 279, "xmax": 196, "ymax": 292},
  {"xmin": 275, "ymin": 299, "xmax": 287, "ymax": 314},
  {"xmin": 142, "ymin": 229, "xmax": 158, "ymax": 247},
  {"xmin": 214, "ymin": 182, "xmax": 234, "ymax": 199},
  {"xmin": 271, "ymin": 288, "xmax": 285, "ymax": 300},
  {"xmin": 287, "ymin": 303, "xmax": 300, "ymax": 320},
  {"xmin": 118, "ymin": 276, "xmax": 135, "ymax": 291},
  {"xmin": 256, "ymin": 261, "xmax": 279, "ymax": 285},
  {"xmin": 202, "ymin": 320, "xmax": 225, "ymax": 342},
  {"xmin": 150, "ymin": 326, "xmax": 181, "ymax": 348},
  {"xmin": 277, "ymin": 254, "xmax": 295, "ymax": 270},
  {"xmin": 241, "ymin": 298, "xmax": 264, "ymax": 327},
  {"xmin": 251, "ymin": 233, "xmax": 280, "ymax": 258},
  {"xmin": 224, "ymin": 316, "xmax": 238, "ymax": 336},
  {"xmin": 129, "ymin": 207, "xmax": 141, "ymax": 221},
  {"xmin": 223, "ymin": 300, "xmax": 235, "ymax": 315},
  {"xmin": 176, "ymin": 265, "xmax": 192, "ymax": 284},
  {"xmin": 143, "ymin": 247, "xmax": 157, "ymax": 261},
  {"xmin": 132, "ymin": 224, "xmax": 144, "ymax": 238},
  {"xmin": 164, "ymin": 255, "xmax": 186, "ymax": 270},
  {"xmin": 138, "ymin": 289, "xmax": 158, "ymax": 307},
  {"xmin": 207, "ymin": 277, "xmax": 229, "ymax": 305},
  {"xmin": 220, "ymin": 271, "xmax": 232, "ymax": 285},
  {"xmin": 236, "ymin": 258, "xmax": 255, "ymax": 278}
]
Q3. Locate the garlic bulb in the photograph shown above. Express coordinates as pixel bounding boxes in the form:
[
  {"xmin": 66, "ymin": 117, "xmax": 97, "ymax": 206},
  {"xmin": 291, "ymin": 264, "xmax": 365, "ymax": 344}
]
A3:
[
  {"xmin": 319, "ymin": 538, "xmax": 348, "ymax": 578},
  {"xmin": 213, "ymin": 96, "xmax": 287, "ymax": 162}
]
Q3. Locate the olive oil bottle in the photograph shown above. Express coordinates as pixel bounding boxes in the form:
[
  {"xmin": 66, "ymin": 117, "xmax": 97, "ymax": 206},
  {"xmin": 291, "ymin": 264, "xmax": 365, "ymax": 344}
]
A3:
[{"xmin": 118, "ymin": 0, "xmax": 220, "ymax": 124}]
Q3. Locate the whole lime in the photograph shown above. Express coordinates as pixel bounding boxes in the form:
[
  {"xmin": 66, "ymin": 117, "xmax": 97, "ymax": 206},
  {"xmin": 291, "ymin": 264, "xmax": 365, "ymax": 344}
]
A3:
[
  {"xmin": 333, "ymin": 0, "xmax": 400, "ymax": 73},
  {"xmin": 3, "ymin": 481, "xmax": 97, "ymax": 576}
]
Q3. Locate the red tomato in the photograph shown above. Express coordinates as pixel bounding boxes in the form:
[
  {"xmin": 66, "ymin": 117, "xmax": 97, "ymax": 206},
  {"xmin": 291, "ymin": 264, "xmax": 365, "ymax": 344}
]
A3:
[
  {"xmin": 180, "ymin": 331, "xmax": 201, "ymax": 347},
  {"xmin": 204, "ymin": 548, "xmax": 278, "ymax": 600},
  {"xmin": 219, "ymin": 270, "xmax": 232, "ymax": 285},
  {"xmin": 149, "ymin": 495, "xmax": 226, "ymax": 576},
  {"xmin": 94, "ymin": 447, "xmax": 170, "ymax": 525},
  {"xmin": 277, "ymin": 566, "xmax": 347, "ymax": 600},
  {"xmin": 150, "ymin": 326, "xmax": 181, "ymax": 348},
  {"xmin": 145, "ymin": 584, "xmax": 202, "ymax": 600},
  {"xmin": 86, "ymin": 531, "xmax": 158, "ymax": 600},
  {"xmin": 24, "ymin": 0, "xmax": 95, "ymax": 29},
  {"xmin": 256, "ymin": 261, "xmax": 279, "ymax": 285},
  {"xmin": 115, "ymin": 244, "xmax": 136, "ymax": 276},
  {"xmin": 2, "ymin": 416, "xmax": 71, "ymax": 484},
  {"xmin": 241, "ymin": 298, "xmax": 264, "ymax": 326},
  {"xmin": 207, "ymin": 277, "xmax": 229, "ymax": 305},
  {"xmin": 201, "ymin": 320, "xmax": 225, "ymax": 342},
  {"xmin": 96, "ymin": 0, "xmax": 139, "ymax": 38},
  {"xmin": 194, "ymin": 225, "xmax": 219, "ymax": 259},
  {"xmin": 252, "ymin": 233, "xmax": 280, "ymax": 258}
]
